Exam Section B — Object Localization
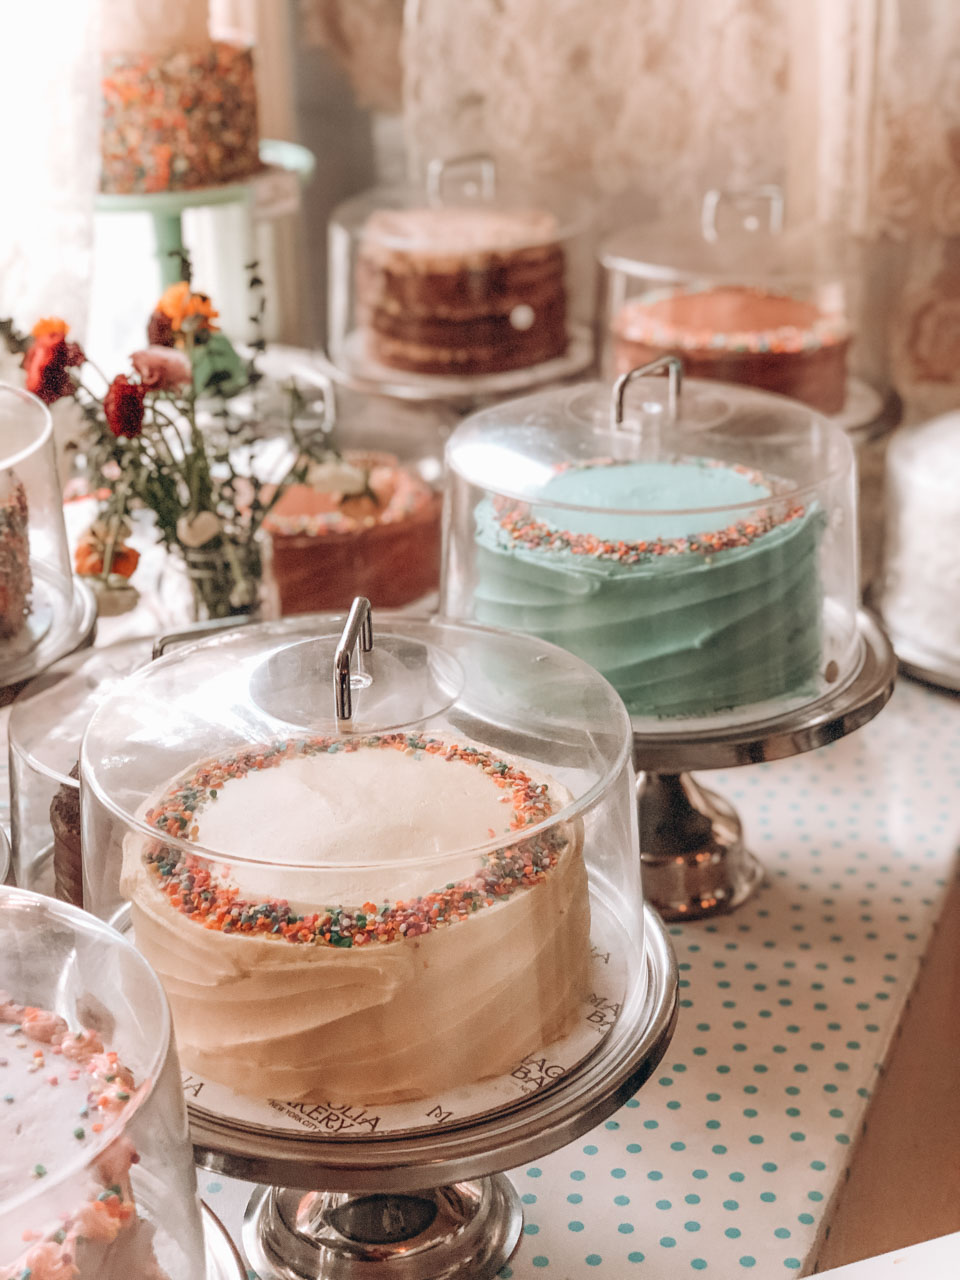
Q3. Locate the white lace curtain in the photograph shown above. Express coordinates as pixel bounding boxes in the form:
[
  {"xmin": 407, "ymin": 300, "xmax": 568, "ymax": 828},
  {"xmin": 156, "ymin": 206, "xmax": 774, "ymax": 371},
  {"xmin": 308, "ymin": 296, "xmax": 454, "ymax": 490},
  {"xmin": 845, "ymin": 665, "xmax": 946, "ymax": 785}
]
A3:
[
  {"xmin": 3, "ymin": 0, "xmax": 958, "ymax": 418},
  {"xmin": 403, "ymin": 0, "xmax": 960, "ymax": 418},
  {"xmin": 0, "ymin": 0, "xmax": 100, "ymax": 340}
]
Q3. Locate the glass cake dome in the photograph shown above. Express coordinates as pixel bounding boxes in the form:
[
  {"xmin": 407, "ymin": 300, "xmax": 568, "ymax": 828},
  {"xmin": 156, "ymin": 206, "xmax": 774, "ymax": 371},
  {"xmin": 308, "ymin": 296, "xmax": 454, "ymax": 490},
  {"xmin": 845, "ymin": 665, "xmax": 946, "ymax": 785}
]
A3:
[
  {"xmin": 0, "ymin": 885, "xmax": 205, "ymax": 1279},
  {"xmin": 327, "ymin": 154, "xmax": 597, "ymax": 399},
  {"xmin": 441, "ymin": 363, "xmax": 860, "ymax": 732},
  {"xmin": 79, "ymin": 608, "xmax": 642, "ymax": 1119},
  {"xmin": 597, "ymin": 188, "xmax": 868, "ymax": 421},
  {"xmin": 0, "ymin": 384, "xmax": 95, "ymax": 688},
  {"xmin": 9, "ymin": 638, "xmax": 154, "ymax": 904}
]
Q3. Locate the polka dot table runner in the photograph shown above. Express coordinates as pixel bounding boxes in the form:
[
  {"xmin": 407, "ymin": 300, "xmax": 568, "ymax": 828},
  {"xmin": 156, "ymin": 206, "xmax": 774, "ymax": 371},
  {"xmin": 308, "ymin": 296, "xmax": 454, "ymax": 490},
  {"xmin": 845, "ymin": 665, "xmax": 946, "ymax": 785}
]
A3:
[{"xmin": 196, "ymin": 679, "xmax": 960, "ymax": 1276}]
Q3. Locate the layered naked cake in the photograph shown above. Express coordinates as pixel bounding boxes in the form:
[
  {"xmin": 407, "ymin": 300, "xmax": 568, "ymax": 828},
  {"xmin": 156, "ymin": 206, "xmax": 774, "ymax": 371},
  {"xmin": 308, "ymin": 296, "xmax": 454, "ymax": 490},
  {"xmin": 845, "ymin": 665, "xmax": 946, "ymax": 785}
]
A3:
[
  {"xmin": 100, "ymin": 0, "xmax": 261, "ymax": 194},
  {"xmin": 0, "ymin": 478, "xmax": 32, "ymax": 640},
  {"xmin": 0, "ymin": 995, "xmax": 164, "ymax": 1279},
  {"xmin": 612, "ymin": 285, "xmax": 850, "ymax": 414},
  {"xmin": 355, "ymin": 207, "xmax": 568, "ymax": 376},
  {"xmin": 50, "ymin": 764, "xmax": 83, "ymax": 907},
  {"xmin": 122, "ymin": 732, "xmax": 590, "ymax": 1104},
  {"xmin": 264, "ymin": 452, "xmax": 442, "ymax": 613},
  {"xmin": 473, "ymin": 458, "xmax": 824, "ymax": 719}
]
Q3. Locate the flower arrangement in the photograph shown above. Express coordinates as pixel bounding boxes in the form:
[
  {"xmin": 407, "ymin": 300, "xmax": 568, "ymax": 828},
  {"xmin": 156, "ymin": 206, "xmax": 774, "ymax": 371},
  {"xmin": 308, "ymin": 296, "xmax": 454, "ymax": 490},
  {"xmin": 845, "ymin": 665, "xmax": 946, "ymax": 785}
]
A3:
[{"xmin": 2, "ymin": 268, "xmax": 329, "ymax": 620}]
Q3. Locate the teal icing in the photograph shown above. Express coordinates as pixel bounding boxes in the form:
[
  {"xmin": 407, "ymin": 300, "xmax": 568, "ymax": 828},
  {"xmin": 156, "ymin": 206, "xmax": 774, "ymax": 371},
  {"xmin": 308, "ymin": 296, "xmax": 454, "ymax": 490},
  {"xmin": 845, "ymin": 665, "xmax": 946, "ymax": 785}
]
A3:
[
  {"xmin": 535, "ymin": 460, "xmax": 772, "ymax": 543},
  {"xmin": 472, "ymin": 460, "xmax": 824, "ymax": 719}
]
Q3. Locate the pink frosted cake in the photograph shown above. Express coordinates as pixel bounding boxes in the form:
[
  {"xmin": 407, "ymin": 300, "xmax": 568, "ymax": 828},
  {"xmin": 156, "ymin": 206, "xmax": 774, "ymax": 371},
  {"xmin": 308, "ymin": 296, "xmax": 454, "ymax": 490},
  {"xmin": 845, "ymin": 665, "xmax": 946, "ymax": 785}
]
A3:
[
  {"xmin": 0, "ymin": 995, "xmax": 165, "ymax": 1280},
  {"xmin": 264, "ymin": 451, "xmax": 442, "ymax": 613},
  {"xmin": 100, "ymin": 0, "xmax": 261, "ymax": 194}
]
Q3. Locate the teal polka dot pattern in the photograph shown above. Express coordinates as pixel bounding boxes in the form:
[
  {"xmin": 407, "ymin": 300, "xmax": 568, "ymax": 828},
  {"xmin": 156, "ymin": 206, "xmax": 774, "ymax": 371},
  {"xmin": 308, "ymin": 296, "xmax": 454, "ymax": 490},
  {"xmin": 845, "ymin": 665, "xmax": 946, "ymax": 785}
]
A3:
[{"xmin": 205, "ymin": 684, "xmax": 958, "ymax": 1278}]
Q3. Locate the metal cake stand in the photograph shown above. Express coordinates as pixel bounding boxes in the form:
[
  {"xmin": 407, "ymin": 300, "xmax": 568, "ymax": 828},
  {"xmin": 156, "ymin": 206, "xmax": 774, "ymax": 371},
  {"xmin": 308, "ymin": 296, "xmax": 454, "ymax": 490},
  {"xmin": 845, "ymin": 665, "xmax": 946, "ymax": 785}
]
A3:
[
  {"xmin": 0, "ymin": 577, "xmax": 97, "ymax": 708},
  {"xmin": 632, "ymin": 609, "xmax": 897, "ymax": 921},
  {"xmin": 181, "ymin": 906, "xmax": 677, "ymax": 1280}
]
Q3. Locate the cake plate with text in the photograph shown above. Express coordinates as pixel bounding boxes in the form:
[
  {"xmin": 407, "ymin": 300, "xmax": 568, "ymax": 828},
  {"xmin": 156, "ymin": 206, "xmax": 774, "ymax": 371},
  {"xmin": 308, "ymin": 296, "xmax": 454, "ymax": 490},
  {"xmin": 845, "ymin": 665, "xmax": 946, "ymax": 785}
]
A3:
[
  {"xmin": 632, "ymin": 608, "xmax": 896, "ymax": 921},
  {"xmin": 180, "ymin": 906, "xmax": 676, "ymax": 1280}
]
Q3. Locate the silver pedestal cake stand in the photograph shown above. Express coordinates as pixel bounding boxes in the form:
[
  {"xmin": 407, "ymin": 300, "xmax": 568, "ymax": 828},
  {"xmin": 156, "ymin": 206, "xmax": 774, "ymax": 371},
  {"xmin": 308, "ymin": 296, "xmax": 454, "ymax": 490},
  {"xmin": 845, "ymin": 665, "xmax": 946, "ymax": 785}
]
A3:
[
  {"xmin": 633, "ymin": 610, "xmax": 897, "ymax": 921},
  {"xmin": 182, "ymin": 906, "xmax": 676, "ymax": 1280}
]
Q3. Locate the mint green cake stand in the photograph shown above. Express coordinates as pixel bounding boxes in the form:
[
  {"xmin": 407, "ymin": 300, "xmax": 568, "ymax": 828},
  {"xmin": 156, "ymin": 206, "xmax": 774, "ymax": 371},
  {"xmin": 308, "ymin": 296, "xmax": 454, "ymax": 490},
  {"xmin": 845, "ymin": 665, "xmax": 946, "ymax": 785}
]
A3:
[{"xmin": 95, "ymin": 140, "xmax": 316, "ymax": 287}]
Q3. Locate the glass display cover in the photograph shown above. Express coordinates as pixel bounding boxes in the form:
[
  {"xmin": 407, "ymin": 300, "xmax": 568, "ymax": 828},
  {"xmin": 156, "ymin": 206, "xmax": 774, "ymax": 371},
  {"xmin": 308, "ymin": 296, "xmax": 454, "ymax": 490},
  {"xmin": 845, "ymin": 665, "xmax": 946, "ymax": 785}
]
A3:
[
  {"xmin": 80, "ymin": 612, "xmax": 644, "ymax": 1126},
  {"xmin": 442, "ymin": 368, "xmax": 860, "ymax": 732},
  {"xmin": 0, "ymin": 886, "xmax": 205, "ymax": 1279}
]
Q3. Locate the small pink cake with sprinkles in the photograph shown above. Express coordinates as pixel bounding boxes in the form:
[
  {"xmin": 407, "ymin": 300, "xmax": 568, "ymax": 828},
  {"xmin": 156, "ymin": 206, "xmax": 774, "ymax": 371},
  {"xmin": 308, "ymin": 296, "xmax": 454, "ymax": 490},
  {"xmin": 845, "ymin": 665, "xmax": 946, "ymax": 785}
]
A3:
[
  {"xmin": 264, "ymin": 451, "xmax": 442, "ymax": 614},
  {"xmin": 0, "ymin": 995, "xmax": 166, "ymax": 1280},
  {"xmin": 122, "ymin": 731, "xmax": 591, "ymax": 1105},
  {"xmin": 612, "ymin": 284, "xmax": 850, "ymax": 413}
]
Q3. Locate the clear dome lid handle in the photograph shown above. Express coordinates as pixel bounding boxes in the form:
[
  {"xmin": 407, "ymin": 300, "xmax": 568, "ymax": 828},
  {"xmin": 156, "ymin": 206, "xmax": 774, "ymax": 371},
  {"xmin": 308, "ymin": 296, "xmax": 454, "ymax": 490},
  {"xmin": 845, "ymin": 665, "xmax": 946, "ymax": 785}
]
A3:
[
  {"xmin": 612, "ymin": 356, "xmax": 684, "ymax": 428},
  {"xmin": 334, "ymin": 596, "xmax": 374, "ymax": 724},
  {"xmin": 700, "ymin": 185, "xmax": 784, "ymax": 244},
  {"xmin": 151, "ymin": 614, "xmax": 257, "ymax": 660},
  {"xmin": 426, "ymin": 153, "xmax": 498, "ymax": 205}
]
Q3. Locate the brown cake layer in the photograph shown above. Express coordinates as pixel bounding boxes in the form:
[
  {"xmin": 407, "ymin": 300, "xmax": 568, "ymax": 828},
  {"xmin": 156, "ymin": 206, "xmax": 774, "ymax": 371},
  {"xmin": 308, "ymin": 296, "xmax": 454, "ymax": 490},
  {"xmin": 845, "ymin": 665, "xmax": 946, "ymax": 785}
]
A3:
[
  {"xmin": 0, "ymin": 480, "xmax": 32, "ymax": 640},
  {"xmin": 368, "ymin": 324, "xmax": 568, "ymax": 376},
  {"xmin": 612, "ymin": 286, "xmax": 850, "ymax": 414},
  {"xmin": 50, "ymin": 763, "xmax": 83, "ymax": 907},
  {"xmin": 356, "ymin": 207, "xmax": 569, "ymax": 376}
]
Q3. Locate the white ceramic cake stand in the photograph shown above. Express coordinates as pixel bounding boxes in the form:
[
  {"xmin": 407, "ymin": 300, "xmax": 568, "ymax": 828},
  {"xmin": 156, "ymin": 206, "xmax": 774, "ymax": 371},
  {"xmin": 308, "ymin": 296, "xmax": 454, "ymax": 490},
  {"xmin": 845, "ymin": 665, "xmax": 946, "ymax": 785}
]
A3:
[
  {"xmin": 324, "ymin": 324, "xmax": 597, "ymax": 407},
  {"xmin": 176, "ymin": 907, "xmax": 676, "ymax": 1280},
  {"xmin": 633, "ymin": 609, "xmax": 896, "ymax": 921},
  {"xmin": 872, "ymin": 617, "xmax": 960, "ymax": 697}
]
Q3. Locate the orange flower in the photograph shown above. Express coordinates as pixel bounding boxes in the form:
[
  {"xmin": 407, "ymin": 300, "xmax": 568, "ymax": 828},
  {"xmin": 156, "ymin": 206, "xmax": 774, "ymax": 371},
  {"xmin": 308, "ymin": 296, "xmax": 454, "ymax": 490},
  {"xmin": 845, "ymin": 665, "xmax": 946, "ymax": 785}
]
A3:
[
  {"xmin": 30, "ymin": 316, "xmax": 69, "ymax": 340},
  {"xmin": 74, "ymin": 536, "xmax": 140, "ymax": 580},
  {"xmin": 154, "ymin": 281, "xmax": 219, "ymax": 335}
]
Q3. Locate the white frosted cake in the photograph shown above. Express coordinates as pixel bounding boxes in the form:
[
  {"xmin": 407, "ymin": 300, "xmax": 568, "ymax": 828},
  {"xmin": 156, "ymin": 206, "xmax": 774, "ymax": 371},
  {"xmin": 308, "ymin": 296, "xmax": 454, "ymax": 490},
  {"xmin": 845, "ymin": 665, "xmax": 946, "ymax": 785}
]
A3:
[
  {"xmin": 0, "ymin": 995, "xmax": 165, "ymax": 1280},
  {"xmin": 122, "ymin": 732, "xmax": 590, "ymax": 1105},
  {"xmin": 881, "ymin": 413, "xmax": 960, "ymax": 667}
]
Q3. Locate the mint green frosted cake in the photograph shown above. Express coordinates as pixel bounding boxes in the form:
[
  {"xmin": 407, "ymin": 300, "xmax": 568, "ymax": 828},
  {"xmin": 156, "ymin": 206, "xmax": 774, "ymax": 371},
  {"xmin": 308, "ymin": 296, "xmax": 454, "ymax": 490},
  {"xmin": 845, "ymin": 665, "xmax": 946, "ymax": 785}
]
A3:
[{"xmin": 473, "ymin": 459, "xmax": 823, "ymax": 718}]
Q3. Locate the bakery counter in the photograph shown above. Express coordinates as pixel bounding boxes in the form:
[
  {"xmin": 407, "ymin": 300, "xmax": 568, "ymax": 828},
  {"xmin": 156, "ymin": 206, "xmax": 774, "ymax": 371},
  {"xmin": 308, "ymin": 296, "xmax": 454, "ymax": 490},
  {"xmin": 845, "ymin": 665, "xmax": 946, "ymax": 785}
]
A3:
[
  {"xmin": 1, "ymin": 655, "xmax": 958, "ymax": 1277},
  {"xmin": 186, "ymin": 674, "xmax": 959, "ymax": 1277}
]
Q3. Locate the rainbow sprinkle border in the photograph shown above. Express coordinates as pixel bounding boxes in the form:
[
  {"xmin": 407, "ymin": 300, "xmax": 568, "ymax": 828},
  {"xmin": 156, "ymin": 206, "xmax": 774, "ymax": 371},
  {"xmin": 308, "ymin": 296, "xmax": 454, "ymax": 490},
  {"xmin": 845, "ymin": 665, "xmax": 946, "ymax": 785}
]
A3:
[
  {"xmin": 493, "ymin": 458, "xmax": 805, "ymax": 564},
  {"xmin": 142, "ymin": 732, "xmax": 568, "ymax": 948}
]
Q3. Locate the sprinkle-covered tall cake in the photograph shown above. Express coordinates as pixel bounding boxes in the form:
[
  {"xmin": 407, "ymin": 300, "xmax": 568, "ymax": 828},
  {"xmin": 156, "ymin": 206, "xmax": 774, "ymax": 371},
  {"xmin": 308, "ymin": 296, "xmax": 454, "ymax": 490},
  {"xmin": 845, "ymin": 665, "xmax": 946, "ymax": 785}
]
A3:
[
  {"xmin": 0, "ymin": 476, "xmax": 32, "ymax": 640},
  {"xmin": 100, "ymin": 0, "xmax": 262, "ymax": 194}
]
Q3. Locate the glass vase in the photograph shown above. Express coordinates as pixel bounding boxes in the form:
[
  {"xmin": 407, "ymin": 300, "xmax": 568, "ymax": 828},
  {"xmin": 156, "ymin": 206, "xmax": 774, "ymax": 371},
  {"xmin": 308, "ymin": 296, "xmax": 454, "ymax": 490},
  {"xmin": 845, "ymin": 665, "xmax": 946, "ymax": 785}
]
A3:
[{"xmin": 177, "ymin": 531, "xmax": 276, "ymax": 623}]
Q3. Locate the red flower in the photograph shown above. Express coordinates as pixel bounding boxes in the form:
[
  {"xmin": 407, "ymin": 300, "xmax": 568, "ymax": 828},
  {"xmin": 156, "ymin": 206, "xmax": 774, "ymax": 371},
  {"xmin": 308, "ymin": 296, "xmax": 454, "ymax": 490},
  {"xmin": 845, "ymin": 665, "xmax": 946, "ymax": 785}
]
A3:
[
  {"xmin": 104, "ymin": 375, "xmax": 146, "ymax": 438},
  {"xmin": 147, "ymin": 308, "xmax": 175, "ymax": 347},
  {"xmin": 22, "ymin": 333, "xmax": 85, "ymax": 405}
]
